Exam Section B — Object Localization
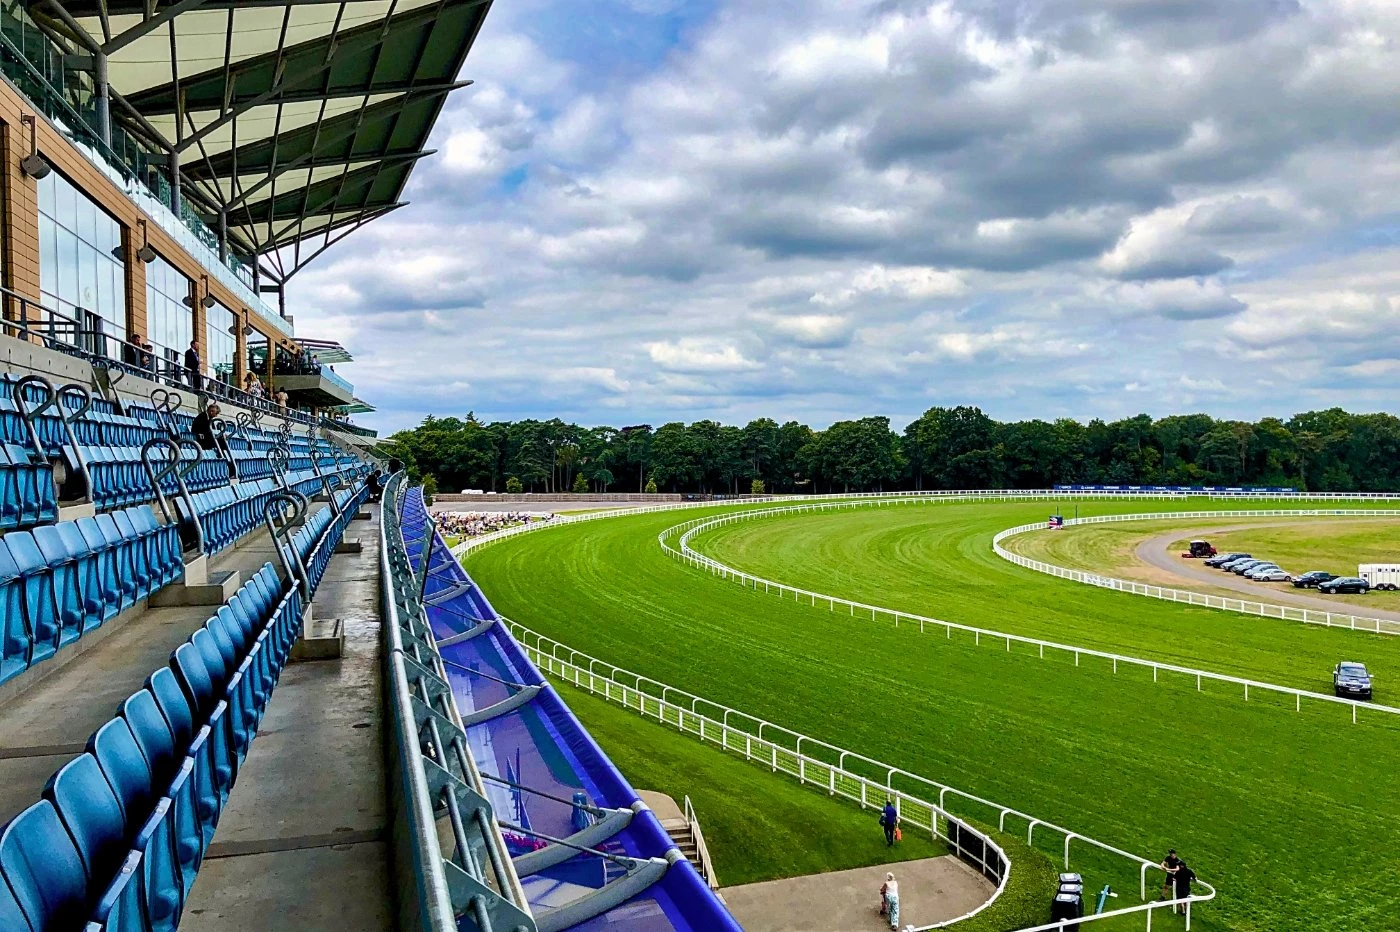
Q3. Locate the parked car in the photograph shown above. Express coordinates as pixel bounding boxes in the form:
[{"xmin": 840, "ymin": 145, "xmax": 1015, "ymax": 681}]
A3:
[
  {"xmin": 1292, "ymin": 571, "xmax": 1337, "ymax": 589},
  {"xmin": 1219, "ymin": 557, "xmax": 1258, "ymax": 572},
  {"xmin": 1319, "ymin": 577, "xmax": 1369, "ymax": 595},
  {"xmin": 1181, "ymin": 540, "xmax": 1216, "ymax": 558},
  {"xmin": 1205, "ymin": 552, "xmax": 1250, "ymax": 567},
  {"xmin": 1250, "ymin": 568, "xmax": 1292, "ymax": 583},
  {"xmin": 1231, "ymin": 560, "xmax": 1271, "ymax": 575},
  {"xmin": 1243, "ymin": 563, "xmax": 1280, "ymax": 578},
  {"xmin": 1333, "ymin": 662, "xmax": 1373, "ymax": 701}
]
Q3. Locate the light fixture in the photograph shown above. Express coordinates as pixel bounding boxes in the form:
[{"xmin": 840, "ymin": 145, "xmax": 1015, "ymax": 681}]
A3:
[
  {"xmin": 135, "ymin": 220, "xmax": 157, "ymax": 263},
  {"xmin": 198, "ymin": 275, "xmax": 216, "ymax": 308},
  {"xmin": 19, "ymin": 115, "xmax": 51, "ymax": 180}
]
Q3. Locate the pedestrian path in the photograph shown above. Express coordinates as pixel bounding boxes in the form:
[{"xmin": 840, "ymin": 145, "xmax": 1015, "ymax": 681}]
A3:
[{"xmin": 722, "ymin": 855, "xmax": 993, "ymax": 932}]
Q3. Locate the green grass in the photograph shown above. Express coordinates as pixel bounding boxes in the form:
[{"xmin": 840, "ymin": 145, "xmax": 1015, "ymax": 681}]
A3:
[
  {"xmin": 467, "ymin": 498, "xmax": 1400, "ymax": 931},
  {"xmin": 564, "ymin": 676, "xmax": 1058, "ymax": 930}
]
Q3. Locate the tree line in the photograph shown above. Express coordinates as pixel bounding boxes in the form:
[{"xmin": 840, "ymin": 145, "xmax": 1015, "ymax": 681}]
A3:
[{"xmin": 379, "ymin": 406, "xmax": 1400, "ymax": 495}]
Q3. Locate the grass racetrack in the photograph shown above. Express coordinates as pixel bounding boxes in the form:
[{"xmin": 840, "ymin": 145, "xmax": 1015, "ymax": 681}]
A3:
[{"xmin": 466, "ymin": 498, "xmax": 1400, "ymax": 931}]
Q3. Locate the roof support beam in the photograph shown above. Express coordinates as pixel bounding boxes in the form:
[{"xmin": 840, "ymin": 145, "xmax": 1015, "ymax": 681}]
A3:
[{"xmin": 103, "ymin": 0, "xmax": 209, "ymax": 55}]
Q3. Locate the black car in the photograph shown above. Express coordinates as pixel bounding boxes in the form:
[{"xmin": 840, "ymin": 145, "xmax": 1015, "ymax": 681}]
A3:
[
  {"xmin": 1319, "ymin": 576, "xmax": 1368, "ymax": 595},
  {"xmin": 1334, "ymin": 662, "xmax": 1373, "ymax": 700},
  {"xmin": 1205, "ymin": 552, "xmax": 1250, "ymax": 567},
  {"xmin": 1293, "ymin": 571, "xmax": 1338, "ymax": 589}
]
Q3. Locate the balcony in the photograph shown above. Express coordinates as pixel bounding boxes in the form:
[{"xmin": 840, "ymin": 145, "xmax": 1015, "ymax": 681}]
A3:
[{"xmin": 271, "ymin": 367, "xmax": 355, "ymax": 408}]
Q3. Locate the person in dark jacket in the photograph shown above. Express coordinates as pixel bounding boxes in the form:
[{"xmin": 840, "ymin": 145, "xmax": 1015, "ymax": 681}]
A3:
[
  {"xmin": 191, "ymin": 403, "xmax": 220, "ymax": 450},
  {"xmin": 1173, "ymin": 861, "xmax": 1196, "ymax": 913},
  {"xmin": 880, "ymin": 800, "xmax": 899, "ymax": 846},
  {"xmin": 184, "ymin": 339, "xmax": 202, "ymax": 392}
]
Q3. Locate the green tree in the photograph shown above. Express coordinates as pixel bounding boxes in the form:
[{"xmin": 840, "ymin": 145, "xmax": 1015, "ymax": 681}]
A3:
[
  {"xmin": 505, "ymin": 476, "xmax": 523, "ymax": 494},
  {"xmin": 644, "ymin": 477, "xmax": 658, "ymax": 494},
  {"xmin": 572, "ymin": 472, "xmax": 589, "ymax": 494},
  {"xmin": 421, "ymin": 474, "xmax": 438, "ymax": 505},
  {"xmin": 751, "ymin": 478, "xmax": 765, "ymax": 495}
]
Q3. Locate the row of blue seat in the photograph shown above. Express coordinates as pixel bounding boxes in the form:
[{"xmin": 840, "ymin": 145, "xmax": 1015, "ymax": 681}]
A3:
[
  {"xmin": 0, "ymin": 476, "xmax": 369, "ymax": 931},
  {"xmin": 0, "ymin": 505, "xmax": 182, "ymax": 685},
  {"xmin": 1, "ymin": 443, "xmax": 57, "ymax": 530},
  {"xmin": 0, "ymin": 562, "xmax": 302, "ymax": 931}
]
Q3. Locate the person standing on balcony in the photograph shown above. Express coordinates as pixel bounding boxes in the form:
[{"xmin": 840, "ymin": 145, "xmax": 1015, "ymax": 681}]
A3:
[{"xmin": 184, "ymin": 339, "xmax": 202, "ymax": 392}]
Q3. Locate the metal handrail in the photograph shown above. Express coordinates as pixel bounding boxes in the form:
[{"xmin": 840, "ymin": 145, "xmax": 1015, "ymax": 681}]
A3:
[
  {"xmin": 681, "ymin": 796, "xmax": 719, "ymax": 891},
  {"xmin": 381, "ymin": 474, "xmax": 535, "ymax": 932}
]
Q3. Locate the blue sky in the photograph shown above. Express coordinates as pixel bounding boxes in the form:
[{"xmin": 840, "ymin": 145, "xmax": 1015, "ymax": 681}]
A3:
[{"xmin": 287, "ymin": 0, "xmax": 1400, "ymax": 435}]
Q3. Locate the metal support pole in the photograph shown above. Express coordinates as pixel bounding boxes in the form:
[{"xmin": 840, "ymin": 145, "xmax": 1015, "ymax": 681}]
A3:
[
  {"xmin": 94, "ymin": 53, "xmax": 111, "ymax": 145},
  {"xmin": 218, "ymin": 209, "xmax": 228, "ymax": 262},
  {"xmin": 170, "ymin": 147, "xmax": 182, "ymax": 214}
]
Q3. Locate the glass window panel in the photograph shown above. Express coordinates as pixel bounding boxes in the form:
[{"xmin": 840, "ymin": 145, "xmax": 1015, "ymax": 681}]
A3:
[
  {"xmin": 56, "ymin": 228, "xmax": 79, "ymax": 305},
  {"xmin": 55, "ymin": 174, "xmax": 76, "ymax": 232},
  {"xmin": 38, "ymin": 172, "xmax": 55, "ymax": 219},
  {"xmin": 78, "ymin": 243, "xmax": 97, "ymax": 312},
  {"xmin": 77, "ymin": 193, "xmax": 97, "ymax": 247},
  {"xmin": 39, "ymin": 216, "xmax": 56, "ymax": 298}
]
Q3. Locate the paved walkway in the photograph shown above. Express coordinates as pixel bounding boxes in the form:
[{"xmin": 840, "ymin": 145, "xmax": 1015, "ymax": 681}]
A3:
[
  {"xmin": 723, "ymin": 856, "xmax": 993, "ymax": 932},
  {"xmin": 181, "ymin": 504, "xmax": 392, "ymax": 931}
]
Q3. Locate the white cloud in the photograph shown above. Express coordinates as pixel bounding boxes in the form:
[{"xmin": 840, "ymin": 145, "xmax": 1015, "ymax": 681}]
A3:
[{"xmin": 645, "ymin": 339, "xmax": 761, "ymax": 373}]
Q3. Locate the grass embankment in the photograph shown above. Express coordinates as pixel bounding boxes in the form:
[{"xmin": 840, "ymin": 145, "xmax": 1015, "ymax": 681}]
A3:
[
  {"xmin": 565, "ymin": 681, "xmax": 1056, "ymax": 929},
  {"xmin": 467, "ymin": 498, "xmax": 1400, "ymax": 931}
]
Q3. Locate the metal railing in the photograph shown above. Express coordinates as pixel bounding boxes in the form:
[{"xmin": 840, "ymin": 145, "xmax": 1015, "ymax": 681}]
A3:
[
  {"xmin": 657, "ymin": 499, "xmax": 1400, "ymax": 725},
  {"xmin": 993, "ymin": 510, "xmax": 1400, "ymax": 636},
  {"xmin": 681, "ymin": 796, "xmax": 719, "ymax": 891},
  {"xmin": 381, "ymin": 473, "xmax": 536, "ymax": 932},
  {"xmin": 505, "ymin": 617, "xmax": 1215, "ymax": 931},
  {"xmin": 0, "ymin": 287, "xmax": 320, "ymax": 424}
]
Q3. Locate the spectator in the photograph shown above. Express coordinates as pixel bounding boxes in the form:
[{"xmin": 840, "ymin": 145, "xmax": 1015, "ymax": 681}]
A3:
[
  {"xmin": 1160, "ymin": 849, "xmax": 1182, "ymax": 902},
  {"xmin": 434, "ymin": 510, "xmax": 554, "ymax": 539},
  {"xmin": 1173, "ymin": 860, "xmax": 1196, "ymax": 914},
  {"xmin": 881, "ymin": 799, "xmax": 899, "ymax": 847},
  {"xmin": 275, "ymin": 389, "xmax": 289, "ymax": 408},
  {"xmin": 244, "ymin": 372, "xmax": 264, "ymax": 398},
  {"xmin": 191, "ymin": 402, "xmax": 221, "ymax": 451},
  {"xmin": 879, "ymin": 873, "xmax": 899, "ymax": 930},
  {"xmin": 184, "ymin": 339, "xmax": 202, "ymax": 392}
]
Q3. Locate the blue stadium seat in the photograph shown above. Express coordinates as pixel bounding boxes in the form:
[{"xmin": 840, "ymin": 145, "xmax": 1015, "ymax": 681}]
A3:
[
  {"xmin": 0, "ymin": 800, "xmax": 88, "ymax": 929},
  {"xmin": 44, "ymin": 754, "xmax": 128, "ymax": 887},
  {"xmin": 0, "ymin": 545, "xmax": 29, "ymax": 685},
  {"xmin": 5, "ymin": 532, "xmax": 60, "ymax": 665},
  {"xmin": 88, "ymin": 719, "xmax": 155, "ymax": 835},
  {"xmin": 120, "ymin": 691, "xmax": 178, "ymax": 789},
  {"xmin": 33, "ymin": 524, "xmax": 93, "ymax": 643}
]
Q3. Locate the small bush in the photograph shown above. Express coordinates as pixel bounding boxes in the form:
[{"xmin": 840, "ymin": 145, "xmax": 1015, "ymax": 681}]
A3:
[
  {"xmin": 751, "ymin": 478, "xmax": 766, "ymax": 495},
  {"xmin": 573, "ymin": 473, "xmax": 589, "ymax": 494},
  {"xmin": 421, "ymin": 474, "xmax": 438, "ymax": 505},
  {"xmin": 645, "ymin": 477, "xmax": 658, "ymax": 494},
  {"xmin": 505, "ymin": 476, "xmax": 523, "ymax": 494}
]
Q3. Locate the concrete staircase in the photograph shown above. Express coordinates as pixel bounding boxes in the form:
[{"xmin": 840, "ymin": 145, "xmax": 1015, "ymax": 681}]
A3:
[{"xmin": 660, "ymin": 816, "xmax": 702, "ymax": 866}]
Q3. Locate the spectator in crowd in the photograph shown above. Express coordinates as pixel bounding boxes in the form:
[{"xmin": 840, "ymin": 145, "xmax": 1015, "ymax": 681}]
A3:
[
  {"xmin": 1160, "ymin": 849, "xmax": 1182, "ymax": 902},
  {"xmin": 275, "ymin": 389, "xmax": 289, "ymax": 408},
  {"xmin": 879, "ymin": 873, "xmax": 899, "ymax": 930},
  {"xmin": 191, "ymin": 402, "xmax": 221, "ymax": 451},
  {"xmin": 881, "ymin": 799, "xmax": 899, "ymax": 847},
  {"xmin": 244, "ymin": 372, "xmax": 264, "ymax": 398},
  {"xmin": 435, "ymin": 510, "xmax": 555, "ymax": 539},
  {"xmin": 184, "ymin": 339, "xmax": 202, "ymax": 392}
]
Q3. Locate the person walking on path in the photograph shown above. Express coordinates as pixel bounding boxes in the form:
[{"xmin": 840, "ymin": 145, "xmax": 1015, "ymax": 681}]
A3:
[
  {"xmin": 1159, "ymin": 849, "xmax": 1181, "ymax": 901},
  {"xmin": 881, "ymin": 800, "xmax": 899, "ymax": 847},
  {"xmin": 879, "ymin": 873, "xmax": 900, "ymax": 930}
]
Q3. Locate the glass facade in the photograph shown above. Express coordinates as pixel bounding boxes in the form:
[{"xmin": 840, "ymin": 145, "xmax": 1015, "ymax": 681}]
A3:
[
  {"xmin": 38, "ymin": 170, "xmax": 127, "ymax": 355},
  {"xmin": 205, "ymin": 300, "xmax": 237, "ymax": 382},
  {"xmin": 145, "ymin": 254, "xmax": 192, "ymax": 373}
]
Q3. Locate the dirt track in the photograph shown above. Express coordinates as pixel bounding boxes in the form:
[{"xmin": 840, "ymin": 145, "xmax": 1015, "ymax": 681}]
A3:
[{"xmin": 1134, "ymin": 522, "xmax": 1400, "ymax": 624}]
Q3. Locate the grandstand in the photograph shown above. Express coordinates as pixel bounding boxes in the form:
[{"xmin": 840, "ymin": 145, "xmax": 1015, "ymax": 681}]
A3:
[{"xmin": 0, "ymin": 2, "xmax": 735, "ymax": 931}]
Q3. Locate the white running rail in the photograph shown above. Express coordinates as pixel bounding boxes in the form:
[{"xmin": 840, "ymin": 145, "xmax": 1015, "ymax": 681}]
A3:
[
  {"xmin": 659, "ymin": 499, "xmax": 1400, "ymax": 724},
  {"xmin": 503, "ymin": 616, "xmax": 1215, "ymax": 931},
  {"xmin": 992, "ymin": 510, "xmax": 1400, "ymax": 636}
]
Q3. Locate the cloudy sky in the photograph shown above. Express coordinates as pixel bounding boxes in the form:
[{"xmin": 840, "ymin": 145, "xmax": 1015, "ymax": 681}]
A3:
[{"xmin": 288, "ymin": 0, "xmax": 1400, "ymax": 434}]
